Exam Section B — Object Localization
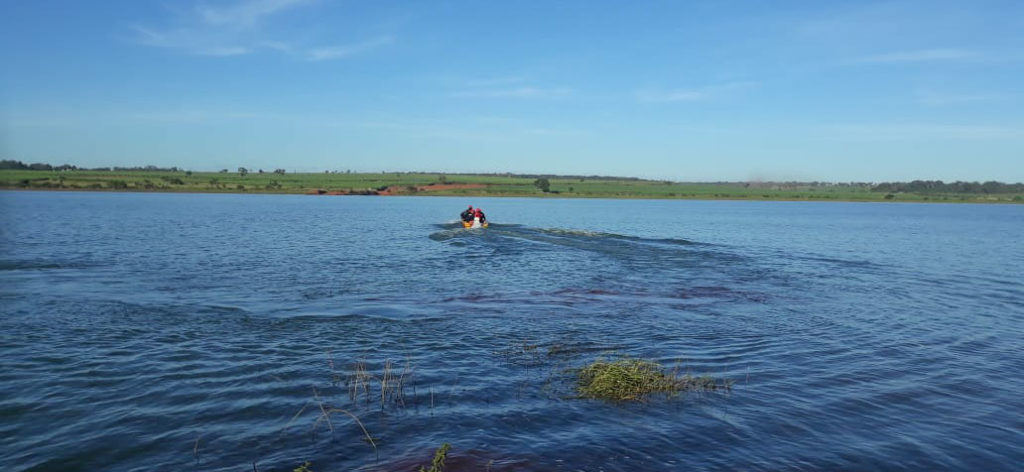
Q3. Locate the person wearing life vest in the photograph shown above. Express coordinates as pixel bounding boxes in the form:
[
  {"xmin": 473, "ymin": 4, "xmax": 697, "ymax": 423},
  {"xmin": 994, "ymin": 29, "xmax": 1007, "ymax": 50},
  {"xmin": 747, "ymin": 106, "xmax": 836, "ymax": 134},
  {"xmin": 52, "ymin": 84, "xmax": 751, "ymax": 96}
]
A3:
[
  {"xmin": 460, "ymin": 205, "xmax": 474, "ymax": 223},
  {"xmin": 473, "ymin": 207, "xmax": 486, "ymax": 224}
]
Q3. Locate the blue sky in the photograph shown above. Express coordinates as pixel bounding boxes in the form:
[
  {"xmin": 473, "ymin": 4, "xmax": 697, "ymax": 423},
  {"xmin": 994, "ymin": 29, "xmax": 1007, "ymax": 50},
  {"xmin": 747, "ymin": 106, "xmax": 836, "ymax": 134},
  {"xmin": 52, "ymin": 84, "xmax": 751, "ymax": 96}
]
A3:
[{"xmin": 1, "ymin": 0, "xmax": 1022, "ymax": 181}]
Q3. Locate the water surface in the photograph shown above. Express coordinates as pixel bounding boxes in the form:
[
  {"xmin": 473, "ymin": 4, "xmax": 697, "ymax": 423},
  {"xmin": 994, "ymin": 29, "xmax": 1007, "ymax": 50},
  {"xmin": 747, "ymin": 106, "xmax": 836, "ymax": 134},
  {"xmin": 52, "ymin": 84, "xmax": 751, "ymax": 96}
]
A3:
[{"xmin": 1, "ymin": 192, "xmax": 1022, "ymax": 471}]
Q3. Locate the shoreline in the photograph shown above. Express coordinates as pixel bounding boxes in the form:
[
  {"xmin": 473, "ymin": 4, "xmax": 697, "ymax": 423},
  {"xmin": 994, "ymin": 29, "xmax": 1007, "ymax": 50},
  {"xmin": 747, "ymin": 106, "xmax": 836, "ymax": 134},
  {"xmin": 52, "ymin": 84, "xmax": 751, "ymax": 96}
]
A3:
[
  {"xmin": 2, "ymin": 186, "xmax": 1020, "ymax": 204},
  {"xmin": 3, "ymin": 169, "xmax": 1020, "ymax": 204}
]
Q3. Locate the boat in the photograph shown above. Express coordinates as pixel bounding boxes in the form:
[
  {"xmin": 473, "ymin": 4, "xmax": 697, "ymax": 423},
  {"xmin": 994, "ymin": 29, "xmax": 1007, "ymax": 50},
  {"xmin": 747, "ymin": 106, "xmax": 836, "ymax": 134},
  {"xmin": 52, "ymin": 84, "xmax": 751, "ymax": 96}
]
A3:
[{"xmin": 462, "ymin": 217, "xmax": 488, "ymax": 228}]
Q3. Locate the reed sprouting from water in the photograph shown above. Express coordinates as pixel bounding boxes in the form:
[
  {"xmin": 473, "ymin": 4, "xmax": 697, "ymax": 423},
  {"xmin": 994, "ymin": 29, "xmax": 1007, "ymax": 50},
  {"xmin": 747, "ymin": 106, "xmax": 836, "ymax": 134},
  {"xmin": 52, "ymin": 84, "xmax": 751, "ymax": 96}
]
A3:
[
  {"xmin": 348, "ymin": 359, "xmax": 371, "ymax": 403},
  {"xmin": 576, "ymin": 357, "xmax": 732, "ymax": 402},
  {"xmin": 311, "ymin": 387, "xmax": 379, "ymax": 459},
  {"xmin": 346, "ymin": 357, "xmax": 413, "ymax": 409}
]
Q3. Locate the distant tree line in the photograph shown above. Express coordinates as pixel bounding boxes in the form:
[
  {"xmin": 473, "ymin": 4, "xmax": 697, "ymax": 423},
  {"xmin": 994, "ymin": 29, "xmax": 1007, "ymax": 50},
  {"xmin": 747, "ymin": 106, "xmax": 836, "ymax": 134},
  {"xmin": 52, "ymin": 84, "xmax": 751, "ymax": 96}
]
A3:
[
  {"xmin": 871, "ymin": 180, "xmax": 1023, "ymax": 194},
  {"xmin": 1, "ymin": 160, "xmax": 80, "ymax": 171},
  {"xmin": 0, "ymin": 160, "xmax": 186, "ymax": 172}
]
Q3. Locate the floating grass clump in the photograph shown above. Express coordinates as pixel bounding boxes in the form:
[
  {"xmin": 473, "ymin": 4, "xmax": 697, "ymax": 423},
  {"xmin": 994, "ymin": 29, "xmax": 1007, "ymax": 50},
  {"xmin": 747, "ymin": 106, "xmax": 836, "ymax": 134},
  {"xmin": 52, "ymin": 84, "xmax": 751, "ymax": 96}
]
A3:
[
  {"xmin": 576, "ymin": 357, "xmax": 731, "ymax": 402},
  {"xmin": 419, "ymin": 443, "xmax": 451, "ymax": 472}
]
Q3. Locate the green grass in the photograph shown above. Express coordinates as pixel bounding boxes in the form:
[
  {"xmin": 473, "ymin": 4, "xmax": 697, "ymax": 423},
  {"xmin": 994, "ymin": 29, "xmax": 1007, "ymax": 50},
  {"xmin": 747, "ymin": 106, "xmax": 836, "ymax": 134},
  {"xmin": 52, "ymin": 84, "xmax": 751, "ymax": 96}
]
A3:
[
  {"xmin": 1, "ymin": 169, "xmax": 1021, "ymax": 202},
  {"xmin": 576, "ymin": 357, "xmax": 731, "ymax": 402},
  {"xmin": 419, "ymin": 443, "xmax": 451, "ymax": 472}
]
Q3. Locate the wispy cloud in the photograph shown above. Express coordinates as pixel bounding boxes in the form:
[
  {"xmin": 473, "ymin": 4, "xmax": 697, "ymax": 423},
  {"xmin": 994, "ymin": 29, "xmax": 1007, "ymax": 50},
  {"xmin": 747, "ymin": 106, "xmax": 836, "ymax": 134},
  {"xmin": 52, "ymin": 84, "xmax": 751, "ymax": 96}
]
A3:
[
  {"xmin": 639, "ymin": 90, "xmax": 707, "ymax": 102},
  {"xmin": 637, "ymin": 81, "xmax": 754, "ymax": 103},
  {"xmin": 849, "ymin": 48, "xmax": 980, "ymax": 64},
  {"xmin": 524, "ymin": 127, "xmax": 588, "ymax": 137},
  {"xmin": 131, "ymin": 0, "xmax": 394, "ymax": 60},
  {"xmin": 916, "ymin": 91, "xmax": 1011, "ymax": 106},
  {"xmin": 821, "ymin": 123, "xmax": 1024, "ymax": 140},
  {"xmin": 198, "ymin": 46, "xmax": 253, "ymax": 56},
  {"xmin": 306, "ymin": 36, "xmax": 394, "ymax": 61},
  {"xmin": 130, "ymin": 24, "xmax": 252, "ymax": 56},
  {"xmin": 196, "ymin": 0, "xmax": 311, "ymax": 28},
  {"xmin": 452, "ymin": 87, "xmax": 571, "ymax": 99},
  {"xmin": 460, "ymin": 76, "xmax": 528, "ymax": 87}
]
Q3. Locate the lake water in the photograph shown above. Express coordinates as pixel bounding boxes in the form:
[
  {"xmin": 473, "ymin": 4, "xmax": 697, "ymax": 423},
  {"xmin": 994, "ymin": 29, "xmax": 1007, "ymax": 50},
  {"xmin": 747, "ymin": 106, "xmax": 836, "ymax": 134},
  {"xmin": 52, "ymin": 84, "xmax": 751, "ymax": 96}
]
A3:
[{"xmin": 1, "ymin": 191, "xmax": 1022, "ymax": 471}]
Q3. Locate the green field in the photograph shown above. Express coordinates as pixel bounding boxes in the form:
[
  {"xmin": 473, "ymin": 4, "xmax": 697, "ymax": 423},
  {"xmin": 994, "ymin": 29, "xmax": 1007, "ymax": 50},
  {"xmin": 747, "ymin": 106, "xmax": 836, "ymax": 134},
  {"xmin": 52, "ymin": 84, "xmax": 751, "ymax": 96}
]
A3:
[{"xmin": 1, "ymin": 169, "xmax": 1021, "ymax": 203}]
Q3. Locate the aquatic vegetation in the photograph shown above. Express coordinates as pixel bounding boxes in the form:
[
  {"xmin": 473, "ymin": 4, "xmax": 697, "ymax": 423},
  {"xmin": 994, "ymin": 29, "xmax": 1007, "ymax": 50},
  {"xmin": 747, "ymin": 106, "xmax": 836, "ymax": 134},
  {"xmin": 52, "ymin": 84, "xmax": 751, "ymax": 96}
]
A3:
[
  {"xmin": 576, "ymin": 357, "xmax": 731, "ymax": 402},
  {"xmin": 345, "ymin": 357, "xmax": 412, "ymax": 409},
  {"xmin": 495, "ymin": 340, "xmax": 584, "ymax": 367},
  {"xmin": 293, "ymin": 461, "xmax": 313, "ymax": 472},
  {"xmin": 494, "ymin": 340, "xmax": 544, "ymax": 367},
  {"xmin": 419, "ymin": 443, "xmax": 451, "ymax": 472},
  {"xmin": 287, "ymin": 387, "xmax": 379, "ymax": 460}
]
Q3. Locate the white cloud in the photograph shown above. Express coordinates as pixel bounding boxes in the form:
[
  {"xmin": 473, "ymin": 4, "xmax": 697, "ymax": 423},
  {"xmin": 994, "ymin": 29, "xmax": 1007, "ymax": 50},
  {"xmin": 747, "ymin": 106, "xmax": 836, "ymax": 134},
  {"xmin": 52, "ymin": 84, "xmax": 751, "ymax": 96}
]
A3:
[
  {"xmin": 305, "ymin": 36, "xmax": 394, "ymax": 61},
  {"xmin": 821, "ymin": 123, "xmax": 1024, "ymax": 140},
  {"xmin": 452, "ymin": 87, "xmax": 571, "ymax": 99},
  {"xmin": 463, "ymin": 76, "xmax": 528, "ymax": 87},
  {"xmin": 198, "ymin": 46, "xmax": 253, "ymax": 56},
  {"xmin": 196, "ymin": 0, "xmax": 312, "ymax": 27},
  {"xmin": 637, "ymin": 81, "xmax": 754, "ymax": 103},
  {"xmin": 524, "ymin": 127, "xmax": 588, "ymax": 137},
  {"xmin": 131, "ymin": 0, "xmax": 393, "ymax": 60},
  {"xmin": 916, "ymin": 91, "xmax": 1009, "ymax": 106},
  {"xmin": 642, "ymin": 90, "xmax": 707, "ymax": 102}
]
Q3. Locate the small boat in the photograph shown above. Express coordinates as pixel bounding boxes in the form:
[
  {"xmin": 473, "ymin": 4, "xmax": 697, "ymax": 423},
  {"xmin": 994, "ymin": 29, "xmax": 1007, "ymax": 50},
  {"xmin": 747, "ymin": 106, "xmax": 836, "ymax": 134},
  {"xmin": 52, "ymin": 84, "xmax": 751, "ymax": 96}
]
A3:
[{"xmin": 462, "ymin": 217, "xmax": 488, "ymax": 228}]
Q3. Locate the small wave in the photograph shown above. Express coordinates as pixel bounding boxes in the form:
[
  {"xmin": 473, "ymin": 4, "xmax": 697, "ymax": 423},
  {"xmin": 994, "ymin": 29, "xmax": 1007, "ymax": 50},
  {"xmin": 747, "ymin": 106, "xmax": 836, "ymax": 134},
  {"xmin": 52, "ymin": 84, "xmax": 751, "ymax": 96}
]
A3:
[
  {"xmin": 430, "ymin": 223, "xmax": 704, "ymax": 254},
  {"xmin": 0, "ymin": 260, "xmax": 95, "ymax": 271},
  {"xmin": 535, "ymin": 228, "xmax": 700, "ymax": 246}
]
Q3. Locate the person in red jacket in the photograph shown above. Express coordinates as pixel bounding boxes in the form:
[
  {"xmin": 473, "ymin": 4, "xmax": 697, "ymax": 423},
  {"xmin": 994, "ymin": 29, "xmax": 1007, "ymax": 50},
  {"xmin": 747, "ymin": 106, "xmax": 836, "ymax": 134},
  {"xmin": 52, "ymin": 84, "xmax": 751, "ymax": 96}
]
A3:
[
  {"xmin": 460, "ymin": 205, "xmax": 474, "ymax": 223},
  {"xmin": 473, "ymin": 207, "xmax": 486, "ymax": 224}
]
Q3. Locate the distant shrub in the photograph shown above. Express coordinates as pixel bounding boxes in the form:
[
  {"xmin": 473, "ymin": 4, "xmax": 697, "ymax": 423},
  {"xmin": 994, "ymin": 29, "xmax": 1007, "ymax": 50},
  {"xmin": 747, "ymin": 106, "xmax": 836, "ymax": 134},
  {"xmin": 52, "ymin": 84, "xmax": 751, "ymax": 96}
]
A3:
[
  {"xmin": 109, "ymin": 180, "xmax": 128, "ymax": 189},
  {"xmin": 884, "ymin": 194, "xmax": 895, "ymax": 200},
  {"xmin": 533, "ymin": 178, "xmax": 550, "ymax": 192}
]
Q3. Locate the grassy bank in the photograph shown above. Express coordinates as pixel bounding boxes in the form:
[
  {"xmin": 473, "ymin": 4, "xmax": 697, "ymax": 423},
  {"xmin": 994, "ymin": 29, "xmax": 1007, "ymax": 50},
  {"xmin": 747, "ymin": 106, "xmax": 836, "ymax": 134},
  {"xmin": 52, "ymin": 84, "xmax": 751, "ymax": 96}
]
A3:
[{"xmin": 2, "ymin": 169, "xmax": 1021, "ymax": 203}]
